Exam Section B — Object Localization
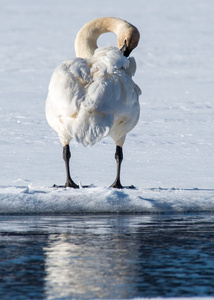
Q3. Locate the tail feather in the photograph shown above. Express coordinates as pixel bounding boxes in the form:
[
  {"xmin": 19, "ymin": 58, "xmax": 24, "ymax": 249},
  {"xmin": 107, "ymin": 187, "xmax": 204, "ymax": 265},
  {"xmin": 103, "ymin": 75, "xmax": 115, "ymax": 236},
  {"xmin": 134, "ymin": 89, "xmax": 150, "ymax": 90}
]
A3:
[{"xmin": 61, "ymin": 110, "xmax": 114, "ymax": 147}]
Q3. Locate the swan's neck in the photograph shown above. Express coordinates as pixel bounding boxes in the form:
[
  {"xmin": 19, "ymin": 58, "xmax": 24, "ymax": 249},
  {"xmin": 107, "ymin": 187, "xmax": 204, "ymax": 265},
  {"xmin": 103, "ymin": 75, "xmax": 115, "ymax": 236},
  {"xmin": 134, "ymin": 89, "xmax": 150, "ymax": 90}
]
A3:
[{"xmin": 75, "ymin": 17, "xmax": 133, "ymax": 59}]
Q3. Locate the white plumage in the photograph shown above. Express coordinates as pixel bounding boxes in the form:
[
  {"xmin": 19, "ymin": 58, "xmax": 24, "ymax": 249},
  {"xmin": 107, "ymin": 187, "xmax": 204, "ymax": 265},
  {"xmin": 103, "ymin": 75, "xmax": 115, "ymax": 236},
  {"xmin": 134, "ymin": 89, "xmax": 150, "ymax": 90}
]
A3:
[
  {"xmin": 46, "ymin": 17, "xmax": 141, "ymax": 188},
  {"xmin": 46, "ymin": 47, "xmax": 141, "ymax": 147}
]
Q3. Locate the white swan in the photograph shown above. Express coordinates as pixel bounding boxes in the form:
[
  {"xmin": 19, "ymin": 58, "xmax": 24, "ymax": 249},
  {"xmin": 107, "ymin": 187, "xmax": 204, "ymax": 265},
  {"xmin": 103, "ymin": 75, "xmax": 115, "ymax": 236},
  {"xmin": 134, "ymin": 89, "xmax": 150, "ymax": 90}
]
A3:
[{"xmin": 46, "ymin": 17, "xmax": 141, "ymax": 188}]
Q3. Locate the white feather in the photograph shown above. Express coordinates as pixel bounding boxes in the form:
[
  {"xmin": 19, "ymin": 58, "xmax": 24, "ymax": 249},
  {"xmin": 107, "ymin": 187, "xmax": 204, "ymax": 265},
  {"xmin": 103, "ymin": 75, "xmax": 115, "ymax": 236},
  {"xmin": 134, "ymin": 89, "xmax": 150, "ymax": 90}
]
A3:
[{"xmin": 46, "ymin": 46, "xmax": 141, "ymax": 147}]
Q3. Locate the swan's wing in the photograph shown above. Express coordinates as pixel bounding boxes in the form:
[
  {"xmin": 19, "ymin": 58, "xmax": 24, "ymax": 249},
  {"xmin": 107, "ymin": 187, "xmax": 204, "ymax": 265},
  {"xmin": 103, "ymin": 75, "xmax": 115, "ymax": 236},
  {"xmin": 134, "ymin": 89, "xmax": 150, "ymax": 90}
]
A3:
[
  {"xmin": 47, "ymin": 58, "xmax": 91, "ymax": 116},
  {"xmin": 84, "ymin": 70, "xmax": 140, "ymax": 115},
  {"xmin": 82, "ymin": 48, "xmax": 141, "ymax": 144},
  {"xmin": 46, "ymin": 58, "xmax": 92, "ymax": 143},
  {"xmin": 65, "ymin": 74, "xmax": 120, "ymax": 147}
]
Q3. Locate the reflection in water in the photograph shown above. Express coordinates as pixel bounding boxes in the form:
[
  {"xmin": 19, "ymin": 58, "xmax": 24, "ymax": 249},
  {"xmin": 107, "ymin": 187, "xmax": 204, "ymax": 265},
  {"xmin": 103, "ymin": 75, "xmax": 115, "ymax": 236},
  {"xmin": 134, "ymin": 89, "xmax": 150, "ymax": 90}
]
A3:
[
  {"xmin": 44, "ymin": 232, "xmax": 139, "ymax": 299},
  {"xmin": 0, "ymin": 214, "xmax": 214, "ymax": 299}
]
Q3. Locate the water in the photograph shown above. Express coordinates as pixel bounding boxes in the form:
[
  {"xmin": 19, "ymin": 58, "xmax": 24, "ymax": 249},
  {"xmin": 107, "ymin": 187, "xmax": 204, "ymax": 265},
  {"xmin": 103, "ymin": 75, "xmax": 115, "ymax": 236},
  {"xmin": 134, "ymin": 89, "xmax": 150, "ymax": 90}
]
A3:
[{"xmin": 0, "ymin": 213, "xmax": 214, "ymax": 299}]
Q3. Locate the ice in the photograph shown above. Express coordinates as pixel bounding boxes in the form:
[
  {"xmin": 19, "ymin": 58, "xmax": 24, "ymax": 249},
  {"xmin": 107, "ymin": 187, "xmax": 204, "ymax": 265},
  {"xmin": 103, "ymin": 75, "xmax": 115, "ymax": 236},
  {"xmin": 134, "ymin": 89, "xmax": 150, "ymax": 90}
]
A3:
[
  {"xmin": 0, "ymin": 0, "xmax": 214, "ymax": 213},
  {"xmin": 0, "ymin": 185, "xmax": 214, "ymax": 214}
]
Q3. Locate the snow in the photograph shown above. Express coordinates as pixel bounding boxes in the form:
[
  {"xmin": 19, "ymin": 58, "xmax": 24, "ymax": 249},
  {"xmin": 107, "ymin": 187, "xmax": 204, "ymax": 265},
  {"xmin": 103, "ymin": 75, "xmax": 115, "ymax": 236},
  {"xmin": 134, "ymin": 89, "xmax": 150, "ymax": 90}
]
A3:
[
  {"xmin": 0, "ymin": 0, "xmax": 214, "ymax": 214},
  {"xmin": 0, "ymin": 185, "xmax": 214, "ymax": 214}
]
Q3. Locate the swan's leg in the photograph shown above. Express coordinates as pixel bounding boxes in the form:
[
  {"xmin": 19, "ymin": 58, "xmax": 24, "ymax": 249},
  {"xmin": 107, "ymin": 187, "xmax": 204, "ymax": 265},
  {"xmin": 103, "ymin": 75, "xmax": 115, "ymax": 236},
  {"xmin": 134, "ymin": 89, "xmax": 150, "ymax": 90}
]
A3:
[
  {"xmin": 110, "ymin": 145, "xmax": 123, "ymax": 189},
  {"xmin": 63, "ymin": 145, "xmax": 79, "ymax": 188}
]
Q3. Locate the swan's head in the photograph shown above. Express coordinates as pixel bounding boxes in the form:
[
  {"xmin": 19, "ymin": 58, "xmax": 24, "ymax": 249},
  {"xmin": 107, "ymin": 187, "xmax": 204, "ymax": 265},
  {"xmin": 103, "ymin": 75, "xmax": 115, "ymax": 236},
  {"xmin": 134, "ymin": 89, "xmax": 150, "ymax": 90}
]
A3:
[
  {"xmin": 75, "ymin": 17, "xmax": 140, "ymax": 59},
  {"xmin": 118, "ymin": 26, "xmax": 140, "ymax": 57}
]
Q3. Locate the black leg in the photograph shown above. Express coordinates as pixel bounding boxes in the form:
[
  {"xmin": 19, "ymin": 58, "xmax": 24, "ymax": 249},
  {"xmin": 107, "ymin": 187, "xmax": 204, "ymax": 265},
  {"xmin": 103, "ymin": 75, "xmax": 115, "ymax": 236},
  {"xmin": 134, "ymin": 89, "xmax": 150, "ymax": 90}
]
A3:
[
  {"xmin": 110, "ymin": 145, "xmax": 123, "ymax": 189},
  {"xmin": 63, "ymin": 145, "xmax": 79, "ymax": 188}
]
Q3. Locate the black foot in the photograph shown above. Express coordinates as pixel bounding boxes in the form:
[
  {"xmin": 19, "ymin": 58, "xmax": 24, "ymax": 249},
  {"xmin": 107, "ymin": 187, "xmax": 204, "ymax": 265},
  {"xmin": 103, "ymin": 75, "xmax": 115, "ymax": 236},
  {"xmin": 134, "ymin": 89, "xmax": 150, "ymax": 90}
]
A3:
[
  {"xmin": 53, "ymin": 184, "xmax": 64, "ymax": 188},
  {"xmin": 53, "ymin": 180, "xmax": 79, "ymax": 189},
  {"xmin": 65, "ymin": 180, "xmax": 79, "ymax": 188},
  {"xmin": 52, "ymin": 183, "xmax": 93, "ymax": 189},
  {"xmin": 110, "ymin": 183, "xmax": 136, "ymax": 189},
  {"xmin": 110, "ymin": 180, "xmax": 123, "ymax": 189},
  {"xmin": 125, "ymin": 185, "xmax": 136, "ymax": 190}
]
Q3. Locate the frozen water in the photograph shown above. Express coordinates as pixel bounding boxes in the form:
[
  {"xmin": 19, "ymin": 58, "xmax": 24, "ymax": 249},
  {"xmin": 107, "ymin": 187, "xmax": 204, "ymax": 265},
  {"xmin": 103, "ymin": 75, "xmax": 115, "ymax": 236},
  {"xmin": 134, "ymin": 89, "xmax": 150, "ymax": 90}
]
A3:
[{"xmin": 0, "ymin": 185, "xmax": 214, "ymax": 214}]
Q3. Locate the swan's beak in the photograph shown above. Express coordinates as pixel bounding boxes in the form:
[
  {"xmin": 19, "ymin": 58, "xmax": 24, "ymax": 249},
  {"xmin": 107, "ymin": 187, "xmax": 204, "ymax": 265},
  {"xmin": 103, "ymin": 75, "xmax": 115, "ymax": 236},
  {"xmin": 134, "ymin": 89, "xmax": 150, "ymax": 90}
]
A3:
[{"xmin": 120, "ymin": 40, "xmax": 131, "ymax": 57}]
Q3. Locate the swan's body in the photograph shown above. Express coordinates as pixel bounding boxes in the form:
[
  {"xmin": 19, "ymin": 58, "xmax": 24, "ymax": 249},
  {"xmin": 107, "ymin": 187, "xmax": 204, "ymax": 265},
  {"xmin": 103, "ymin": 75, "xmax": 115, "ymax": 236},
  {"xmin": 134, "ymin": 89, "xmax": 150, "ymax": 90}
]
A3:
[{"xmin": 46, "ymin": 17, "xmax": 141, "ymax": 188}]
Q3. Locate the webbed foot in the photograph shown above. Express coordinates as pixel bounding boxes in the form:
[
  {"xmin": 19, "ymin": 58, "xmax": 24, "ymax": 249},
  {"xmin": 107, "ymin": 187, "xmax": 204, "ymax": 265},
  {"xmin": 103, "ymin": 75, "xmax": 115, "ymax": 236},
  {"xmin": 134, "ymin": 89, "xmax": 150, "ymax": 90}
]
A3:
[
  {"xmin": 53, "ymin": 180, "xmax": 79, "ymax": 189},
  {"xmin": 110, "ymin": 180, "xmax": 123, "ymax": 189}
]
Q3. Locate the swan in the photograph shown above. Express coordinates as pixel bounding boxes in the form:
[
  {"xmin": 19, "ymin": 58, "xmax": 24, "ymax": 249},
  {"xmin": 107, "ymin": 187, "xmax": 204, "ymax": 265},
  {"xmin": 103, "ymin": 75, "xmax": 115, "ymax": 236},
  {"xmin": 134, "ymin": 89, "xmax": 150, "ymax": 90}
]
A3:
[{"xmin": 46, "ymin": 17, "xmax": 141, "ymax": 188}]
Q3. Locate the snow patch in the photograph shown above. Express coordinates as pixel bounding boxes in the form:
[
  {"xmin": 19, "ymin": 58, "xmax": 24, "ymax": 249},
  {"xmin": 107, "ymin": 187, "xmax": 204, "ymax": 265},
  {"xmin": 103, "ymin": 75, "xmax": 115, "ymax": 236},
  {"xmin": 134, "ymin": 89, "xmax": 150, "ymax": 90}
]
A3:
[{"xmin": 0, "ymin": 185, "xmax": 214, "ymax": 214}]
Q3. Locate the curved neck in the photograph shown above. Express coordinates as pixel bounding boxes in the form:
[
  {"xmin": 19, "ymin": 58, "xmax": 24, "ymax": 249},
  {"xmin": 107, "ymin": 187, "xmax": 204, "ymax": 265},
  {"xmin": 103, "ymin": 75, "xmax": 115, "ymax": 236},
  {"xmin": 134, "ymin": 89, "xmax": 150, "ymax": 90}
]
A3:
[{"xmin": 75, "ymin": 17, "xmax": 132, "ymax": 59}]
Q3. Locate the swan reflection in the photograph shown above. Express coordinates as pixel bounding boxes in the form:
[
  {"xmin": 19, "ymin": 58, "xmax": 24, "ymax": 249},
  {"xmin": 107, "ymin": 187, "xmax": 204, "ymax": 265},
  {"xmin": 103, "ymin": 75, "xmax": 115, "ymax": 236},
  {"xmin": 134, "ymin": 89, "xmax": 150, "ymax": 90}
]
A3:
[{"xmin": 43, "ymin": 216, "xmax": 146, "ymax": 299}]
